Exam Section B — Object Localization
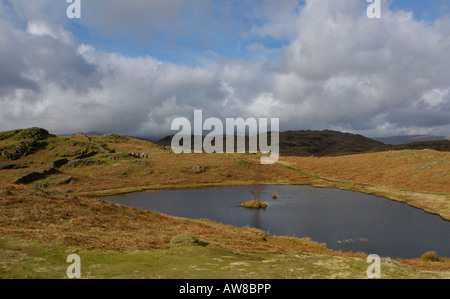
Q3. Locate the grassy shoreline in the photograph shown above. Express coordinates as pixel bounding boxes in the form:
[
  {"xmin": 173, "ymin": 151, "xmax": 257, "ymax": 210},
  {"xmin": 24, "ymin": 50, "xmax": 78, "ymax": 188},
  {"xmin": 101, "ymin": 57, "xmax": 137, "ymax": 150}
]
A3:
[{"xmin": 1, "ymin": 234, "xmax": 449, "ymax": 279}]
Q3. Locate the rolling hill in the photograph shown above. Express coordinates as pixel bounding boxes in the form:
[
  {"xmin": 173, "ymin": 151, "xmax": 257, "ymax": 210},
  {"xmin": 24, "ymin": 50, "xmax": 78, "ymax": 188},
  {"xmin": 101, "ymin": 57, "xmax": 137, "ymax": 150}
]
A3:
[
  {"xmin": 155, "ymin": 129, "xmax": 450, "ymax": 157},
  {"xmin": 373, "ymin": 135, "xmax": 450, "ymax": 145}
]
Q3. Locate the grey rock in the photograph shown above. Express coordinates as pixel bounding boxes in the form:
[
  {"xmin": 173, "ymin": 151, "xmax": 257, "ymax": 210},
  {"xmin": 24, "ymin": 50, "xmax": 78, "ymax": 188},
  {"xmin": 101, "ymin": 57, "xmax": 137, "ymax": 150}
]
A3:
[{"xmin": 58, "ymin": 176, "xmax": 76, "ymax": 185}]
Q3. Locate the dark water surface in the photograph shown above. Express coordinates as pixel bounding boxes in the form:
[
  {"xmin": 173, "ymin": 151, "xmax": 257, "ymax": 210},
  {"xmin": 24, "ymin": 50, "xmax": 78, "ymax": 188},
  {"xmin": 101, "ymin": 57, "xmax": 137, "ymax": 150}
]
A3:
[{"xmin": 108, "ymin": 185, "xmax": 450, "ymax": 259}]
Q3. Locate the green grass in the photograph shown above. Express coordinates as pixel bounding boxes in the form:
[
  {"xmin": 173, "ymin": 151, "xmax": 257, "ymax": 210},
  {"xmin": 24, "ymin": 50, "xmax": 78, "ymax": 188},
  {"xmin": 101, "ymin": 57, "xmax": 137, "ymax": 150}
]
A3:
[{"xmin": 0, "ymin": 235, "xmax": 448, "ymax": 279}]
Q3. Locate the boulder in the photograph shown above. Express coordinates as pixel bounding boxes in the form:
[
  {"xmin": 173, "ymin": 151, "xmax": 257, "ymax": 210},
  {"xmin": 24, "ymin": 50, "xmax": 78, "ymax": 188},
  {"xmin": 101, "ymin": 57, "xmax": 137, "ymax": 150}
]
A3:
[
  {"xmin": 58, "ymin": 176, "xmax": 76, "ymax": 185},
  {"xmin": 52, "ymin": 158, "xmax": 69, "ymax": 168}
]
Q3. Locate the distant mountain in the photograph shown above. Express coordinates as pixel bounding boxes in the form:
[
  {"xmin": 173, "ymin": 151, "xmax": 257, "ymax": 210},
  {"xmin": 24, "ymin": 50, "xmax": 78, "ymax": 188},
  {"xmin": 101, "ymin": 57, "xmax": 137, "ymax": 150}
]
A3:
[
  {"xmin": 83, "ymin": 131, "xmax": 105, "ymax": 136},
  {"xmin": 279, "ymin": 130, "xmax": 386, "ymax": 157},
  {"xmin": 373, "ymin": 135, "xmax": 450, "ymax": 145},
  {"xmin": 155, "ymin": 130, "xmax": 387, "ymax": 157},
  {"xmin": 390, "ymin": 140, "xmax": 450, "ymax": 152},
  {"xmin": 155, "ymin": 129, "xmax": 450, "ymax": 157},
  {"xmin": 280, "ymin": 131, "xmax": 450, "ymax": 156}
]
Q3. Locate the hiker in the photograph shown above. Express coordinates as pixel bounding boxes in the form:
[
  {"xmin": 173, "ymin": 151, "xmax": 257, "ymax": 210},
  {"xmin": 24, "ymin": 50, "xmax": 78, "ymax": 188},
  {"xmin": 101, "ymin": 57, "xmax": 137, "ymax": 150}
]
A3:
[
  {"xmin": 146, "ymin": 153, "xmax": 148, "ymax": 159},
  {"xmin": 112, "ymin": 156, "xmax": 116, "ymax": 163},
  {"xmin": 142, "ymin": 152, "xmax": 145, "ymax": 158}
]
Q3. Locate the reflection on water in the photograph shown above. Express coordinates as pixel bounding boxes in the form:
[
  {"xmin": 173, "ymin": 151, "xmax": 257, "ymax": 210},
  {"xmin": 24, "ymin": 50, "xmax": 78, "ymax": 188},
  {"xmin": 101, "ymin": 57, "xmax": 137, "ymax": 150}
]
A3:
[{"xmin": 108, "ymin": 185, "xmax": 450, "ymax": 259}]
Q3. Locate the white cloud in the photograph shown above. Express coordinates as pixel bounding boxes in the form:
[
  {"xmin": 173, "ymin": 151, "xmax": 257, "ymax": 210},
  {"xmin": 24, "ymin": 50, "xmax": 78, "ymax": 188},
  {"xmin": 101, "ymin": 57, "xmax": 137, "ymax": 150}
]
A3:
[
  {"xmin": 27, "ymin": 21, "xmax": 72, "ymax": 43},
  {"xmin": 0, "ymin": 0, "xmax": 449, "ymax": 138},
  {"xmin": 247, "ymin": 92, "xmax": 281, "ymax": 119}
]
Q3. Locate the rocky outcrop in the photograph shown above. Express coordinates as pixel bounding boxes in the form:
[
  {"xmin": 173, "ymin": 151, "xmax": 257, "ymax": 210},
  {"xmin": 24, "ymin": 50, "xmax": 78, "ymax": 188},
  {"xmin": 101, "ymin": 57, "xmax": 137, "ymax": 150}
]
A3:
[
  {"xmin": 1, "ymin": 140, "xmax": 47, "ymax": 160},
  {"xmin": 13, "ymin": 158, "xmax": 69, "ymax": 185},
  {"xmin": 52, "ymin": 158, "xmax": 69, "ymax": 168},
  {"xmin": 74, "ymin": 149, "xmax": 98, "ymax": 160},
  {"xmin": 0, "ymin": 163, "xmax": 15, "ymax": 170},
  {"xmin": 14, "ymin": 167, "xmax": 56, "ymax": 185},
  {"xmin": 0, "ymin": 130, "xmax": 21, "ymax": 141},
  {"xmin": 16, "ymin": 128, "xmax": 49, "ymax": 141},
  {"xmin": 0, "ymin": 163, "xmax": 28, "ymax": 170},
  {"xmin": 0, "ymin": 128, "xmax": 49, "ymax": 161},
  {"xmin": 76, "ymin": 132, "xmax": 115, "ymax": 154},
  {"xmin": 189, "ymin": 165, "xmax": 216, "ymax": 174},
  {"xmin": 64, "ymin": 158, "xmax": 106, "ymax": 168},
  {"xmin": 58, "ymin": 176, "xmax": 76, "ymax": 185}
]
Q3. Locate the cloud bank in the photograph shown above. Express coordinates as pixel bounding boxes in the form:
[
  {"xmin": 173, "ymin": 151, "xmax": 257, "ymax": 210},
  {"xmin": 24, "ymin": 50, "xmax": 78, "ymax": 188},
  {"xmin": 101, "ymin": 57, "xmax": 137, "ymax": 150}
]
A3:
[{"xmin": 0, "ymin": 0, "xmax": 449, "ymax": 138}]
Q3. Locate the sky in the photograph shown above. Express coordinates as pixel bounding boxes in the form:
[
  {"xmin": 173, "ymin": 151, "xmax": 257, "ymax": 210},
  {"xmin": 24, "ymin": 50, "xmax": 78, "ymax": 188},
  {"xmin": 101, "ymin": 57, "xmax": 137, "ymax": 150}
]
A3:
[{"xmin": 0, "ymin": 0, "xmax": 449, "ymax": 138}]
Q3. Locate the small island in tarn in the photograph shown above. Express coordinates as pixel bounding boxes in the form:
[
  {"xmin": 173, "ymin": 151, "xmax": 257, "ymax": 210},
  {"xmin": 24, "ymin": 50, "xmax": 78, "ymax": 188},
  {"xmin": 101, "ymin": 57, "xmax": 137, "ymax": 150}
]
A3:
[
  {"xmin": 240, "ymin": 200, "xmax": 268, "ymax": 209},
  {"xmin": 241, "ymin": 184, "xmax": 268, "ymax": 209}
]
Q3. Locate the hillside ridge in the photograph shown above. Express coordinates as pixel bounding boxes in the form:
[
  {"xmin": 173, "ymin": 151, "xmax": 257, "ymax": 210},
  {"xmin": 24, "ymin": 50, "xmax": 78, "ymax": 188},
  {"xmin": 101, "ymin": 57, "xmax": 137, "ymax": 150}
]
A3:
[{"xmin": 155, "ymin": 129, "xmax": 450, "ymax": 157}]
